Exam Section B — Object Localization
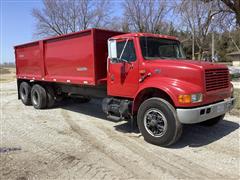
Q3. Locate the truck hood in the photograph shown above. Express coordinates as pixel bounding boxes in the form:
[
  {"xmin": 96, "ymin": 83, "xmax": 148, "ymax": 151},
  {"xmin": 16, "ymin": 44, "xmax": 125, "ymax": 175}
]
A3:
[
  {"xmin": 142, "ymin": 59, "xmax": 231, "ymax": 107},
  {"xmin": 143, "ymin": 59, "xmax": 228, "ymax": 92},
  {"xmin": 146, "ymin": 59, "xmax": 227, "ymax": 70}
]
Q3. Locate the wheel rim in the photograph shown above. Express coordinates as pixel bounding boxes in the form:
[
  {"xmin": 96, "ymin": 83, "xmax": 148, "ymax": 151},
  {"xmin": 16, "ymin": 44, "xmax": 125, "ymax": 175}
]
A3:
[
  {"xmin": 143, "ymin": 108, "xmax": 168, "ymax": 137},
  {"xmin": 32, "ymin": 91, "xmax": 39, "ymax": 105}
]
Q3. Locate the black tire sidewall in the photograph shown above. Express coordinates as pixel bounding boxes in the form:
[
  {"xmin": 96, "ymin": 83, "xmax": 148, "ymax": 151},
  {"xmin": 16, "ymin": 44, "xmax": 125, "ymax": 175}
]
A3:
[
  {"xmin": 31, "ymin": 84, "xmax": 47, "ymax": 109},
  {"xmin": 137, "ymin": 98, "xmax": 181, "ymax": 146},
  {"xmin": 46, "ymin": 86, "xmax": 55, "ymax": 108},
  {"xmin": 19, "ymin": 82, "xmax": 31, "ymax": 105}
]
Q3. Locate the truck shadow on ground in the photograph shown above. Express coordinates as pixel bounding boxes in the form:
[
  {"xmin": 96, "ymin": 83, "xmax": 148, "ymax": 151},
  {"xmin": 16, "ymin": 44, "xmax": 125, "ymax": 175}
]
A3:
[
  {"xmin": 59, "ymin": 99, "xmax": 239, "ymax": 148},
  {"xmin": 170, "ymin": 120, "xmax": 239, "ymax": 148},
  {"xmin": 59, "ymin": 99, "xmax": 108, "ymax": 120}
]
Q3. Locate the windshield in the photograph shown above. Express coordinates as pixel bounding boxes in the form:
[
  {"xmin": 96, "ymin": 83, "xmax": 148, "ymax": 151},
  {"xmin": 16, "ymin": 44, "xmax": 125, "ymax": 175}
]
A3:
[{"xmin": 140, "ymin": 37, "xmax": 186, "ymax": 60}]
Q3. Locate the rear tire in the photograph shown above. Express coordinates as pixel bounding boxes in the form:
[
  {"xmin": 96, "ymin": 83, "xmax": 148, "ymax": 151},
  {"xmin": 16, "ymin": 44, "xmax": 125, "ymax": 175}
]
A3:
[
  {"xmin": 31, "ymin": 84, "xmax": 47, "ymax": 109},
  {"xmin": 19, "ymin": 82, "xmax": 31, "ymax": 105},
  {"xmin": 45, "ymin": 86, "xmax": 55, "ymax": 108},
  {"xmin": 137, "ymin": 98, "xmax": 182, "ymax": 147},
  {"xmin": 200, "ymin": 114, "xmax": 225, "ymax": 126}
]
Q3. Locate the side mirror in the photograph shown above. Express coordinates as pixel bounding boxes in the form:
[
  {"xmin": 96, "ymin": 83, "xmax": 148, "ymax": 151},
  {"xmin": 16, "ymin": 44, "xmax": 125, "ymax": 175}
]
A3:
[{"xmin": 108, "ymin": 39, "xmax": 117, "ymax": 59}]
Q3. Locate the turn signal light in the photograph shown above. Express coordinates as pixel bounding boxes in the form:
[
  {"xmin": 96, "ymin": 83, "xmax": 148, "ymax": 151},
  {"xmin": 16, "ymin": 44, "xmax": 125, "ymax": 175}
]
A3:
[
  {"xmin": 178, "ymin": 95, "xmax": 191, "ymax": 104},
  {"xmin": 178, "ymin": 93, "xmax": 203, "ymax": 104},
  {"xmin": 139, "ymin": 69, "xmax": 146, "ymax": 75}
]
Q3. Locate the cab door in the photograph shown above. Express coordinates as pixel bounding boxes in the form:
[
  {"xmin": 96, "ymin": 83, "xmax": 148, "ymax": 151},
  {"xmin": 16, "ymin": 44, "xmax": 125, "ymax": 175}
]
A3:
[{"xmin": 107, "ymin": 38, "xmax": 139, "ymax": 98}]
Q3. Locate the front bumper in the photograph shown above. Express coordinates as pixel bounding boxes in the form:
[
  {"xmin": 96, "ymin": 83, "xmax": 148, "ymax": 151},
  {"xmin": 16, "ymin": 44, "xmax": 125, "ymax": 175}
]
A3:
[{"xmin": 176, "ymin": 98, "xmax": 235, "ymax": 124}]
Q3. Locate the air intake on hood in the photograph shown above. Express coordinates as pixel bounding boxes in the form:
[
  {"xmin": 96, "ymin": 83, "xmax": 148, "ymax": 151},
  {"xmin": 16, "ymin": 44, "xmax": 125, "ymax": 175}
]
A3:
[{"xmin": 205, "ymin": 68, "xmax": 229, "ymax": 92}]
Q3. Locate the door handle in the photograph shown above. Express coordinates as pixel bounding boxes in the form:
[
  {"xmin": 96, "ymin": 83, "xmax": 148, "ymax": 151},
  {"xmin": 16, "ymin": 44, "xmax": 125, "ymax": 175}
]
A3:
[
  {"xmin": 110, "ymin": 74, "xmax": 115, "ymax": 81},
  {"xmin": 129, "ymin": 64, "xmax": 133, "ymax": 69}
]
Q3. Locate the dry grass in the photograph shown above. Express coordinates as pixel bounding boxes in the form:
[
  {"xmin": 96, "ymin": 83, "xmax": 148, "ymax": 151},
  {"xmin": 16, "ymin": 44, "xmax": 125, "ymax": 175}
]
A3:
[
  {"xmin": 0, "ymin": 67, "xmax": 11, "ymax": 74},
  {"xmin": 234, "ymin": 89, "xmax": 240, "ymax": 109},
  {"xmin": 0, "ymin": 67, "xmax": 16, "ymax": 82},
  {"xmin": 229, "ymin": 89, "xmax": 240, "ymax": 116}
]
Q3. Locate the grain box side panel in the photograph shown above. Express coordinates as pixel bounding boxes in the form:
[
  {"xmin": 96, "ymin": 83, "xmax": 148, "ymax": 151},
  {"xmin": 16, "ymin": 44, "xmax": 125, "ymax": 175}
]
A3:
[
  {"xmin": 15, "ymin": 42, "xmax": 42, "ymax": 79},
  {"xmin": 44, "ymin": 30, "xmax": 95, "ymax": 85},
  {"xmin": 93, "ymin": 29, "xmax": 125, "ymax": 84}
]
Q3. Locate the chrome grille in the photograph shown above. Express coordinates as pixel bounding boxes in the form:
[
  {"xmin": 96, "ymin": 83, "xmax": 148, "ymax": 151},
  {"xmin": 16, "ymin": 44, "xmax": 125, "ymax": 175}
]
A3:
[{"xmin": 205, "ymin": 68, "xmax": 229, "ymax": 92}]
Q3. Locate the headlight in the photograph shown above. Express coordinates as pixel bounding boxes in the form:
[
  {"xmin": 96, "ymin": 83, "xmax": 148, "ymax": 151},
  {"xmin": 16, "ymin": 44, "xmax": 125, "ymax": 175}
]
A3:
[
  {"xmin": 191, "ymin": 93, "xmax": 203, "ymax": 103},
  {"xmin": 178, "ymin": 93, "xmax": 203, "ymax": 104}
]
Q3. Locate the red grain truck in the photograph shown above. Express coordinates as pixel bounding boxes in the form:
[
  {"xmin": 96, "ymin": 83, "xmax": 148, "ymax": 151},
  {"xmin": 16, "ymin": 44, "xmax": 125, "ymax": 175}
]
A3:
[{"xmin": 15, "ymin": 28, "xmax": 235, "ymax": 146}]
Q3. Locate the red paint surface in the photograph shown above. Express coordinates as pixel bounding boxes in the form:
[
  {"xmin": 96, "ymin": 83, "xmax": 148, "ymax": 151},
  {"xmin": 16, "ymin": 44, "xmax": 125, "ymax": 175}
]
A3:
[{"xmin": 15, "ymin": 29, "xmax": 124, "ymax": 85}]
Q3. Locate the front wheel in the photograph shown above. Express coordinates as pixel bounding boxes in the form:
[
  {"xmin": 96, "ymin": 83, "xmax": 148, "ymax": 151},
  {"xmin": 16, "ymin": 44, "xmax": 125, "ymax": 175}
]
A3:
[{"xmin": 137, "ymin": 98, "xmax": 182, "ymax": 147}]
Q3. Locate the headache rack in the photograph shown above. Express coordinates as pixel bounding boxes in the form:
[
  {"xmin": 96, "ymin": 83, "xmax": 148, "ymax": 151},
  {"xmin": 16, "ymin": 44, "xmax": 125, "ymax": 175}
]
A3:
[{"xmin": 205, "ymin": 68, "xmax": 229, "ymax": 92}]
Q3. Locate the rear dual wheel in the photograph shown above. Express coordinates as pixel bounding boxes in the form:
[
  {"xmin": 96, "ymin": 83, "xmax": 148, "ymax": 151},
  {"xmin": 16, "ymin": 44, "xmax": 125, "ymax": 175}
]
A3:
[
  {"xmin": 31, "ymin": 84, "xmax": 47, "ymax": 109},
  {"xmin": 19, "ymin": 82, "xmax": 31, "ymax": 105},
  {"xmin": 31, "ymin": 84, "xmax": 56, "ymax": 109},
  {"xmin": 45, "ymin": 86, "xmax": 56, "ymax": 108},
  {"xmin": 19, "ymin": 82, "xmax": 55, "ymax": 109},
  {"xmin": 137, "ymin": 98, "xmax": 182, "ymax": 147}
]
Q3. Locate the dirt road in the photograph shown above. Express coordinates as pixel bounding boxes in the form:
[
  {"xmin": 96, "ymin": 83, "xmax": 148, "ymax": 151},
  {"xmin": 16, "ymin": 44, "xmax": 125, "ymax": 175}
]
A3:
[{"xmin": 0, "ymin": 81, "xmax": 239, "ymax": 179}]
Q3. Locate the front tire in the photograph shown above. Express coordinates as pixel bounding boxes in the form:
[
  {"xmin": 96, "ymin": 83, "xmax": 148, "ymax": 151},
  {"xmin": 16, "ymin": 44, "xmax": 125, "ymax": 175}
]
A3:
[
  {"xmin": 31, "ymin": 84, "xmax": 47, "ymax": 109},
  {"xmin": 137, "ymin": 98, "xmax": 182, "ymax": 147}
]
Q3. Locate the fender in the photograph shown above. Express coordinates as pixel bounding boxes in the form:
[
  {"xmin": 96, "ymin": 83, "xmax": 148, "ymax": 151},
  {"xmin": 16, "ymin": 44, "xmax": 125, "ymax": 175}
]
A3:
[{"xmin": 132, "ymin": 76, "xmax": 203, "ymax": 113}]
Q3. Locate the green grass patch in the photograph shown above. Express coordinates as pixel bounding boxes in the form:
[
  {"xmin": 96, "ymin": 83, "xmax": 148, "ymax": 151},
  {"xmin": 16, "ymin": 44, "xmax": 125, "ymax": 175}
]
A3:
[{"xmin": 231, "ymin": 74, "xmax": 240, "ymax": 81}]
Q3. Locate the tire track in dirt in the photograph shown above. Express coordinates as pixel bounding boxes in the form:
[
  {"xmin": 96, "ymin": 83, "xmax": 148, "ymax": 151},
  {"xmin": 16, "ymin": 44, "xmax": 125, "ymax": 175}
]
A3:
[
  {"xmin": 62, "ymin": 109, "xmax": 230, "ymax": 179},
  {"xmin": 77, "ymin": 119, "xmax": 226, "ymax": 179},
  {"xmin": 1, "ymin": 95, "xmax": 133, "ymax": 179},
  {"xmin": 62, "ymin": 106, "xmax": 239, "ymax": 179},
  {"xmin": 61, "ymin": 110, "xmax": 158, "ymax": 179},
  {"xmin": 92, "ymin": 118, "xmax": 239, "ymax": 179}
]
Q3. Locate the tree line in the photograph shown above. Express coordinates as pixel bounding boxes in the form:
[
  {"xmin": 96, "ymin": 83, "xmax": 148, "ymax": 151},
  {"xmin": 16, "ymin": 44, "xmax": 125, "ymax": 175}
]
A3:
[{"xmin": 32, "ymin": 0, "xmax": 240, "ymax": 61}]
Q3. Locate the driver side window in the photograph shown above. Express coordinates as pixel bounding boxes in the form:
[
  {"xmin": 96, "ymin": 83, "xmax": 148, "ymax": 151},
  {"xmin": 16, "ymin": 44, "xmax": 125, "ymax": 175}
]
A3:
[{"xmin": 116, "ymin": 40, "xmax": 136, "ymax": 62}]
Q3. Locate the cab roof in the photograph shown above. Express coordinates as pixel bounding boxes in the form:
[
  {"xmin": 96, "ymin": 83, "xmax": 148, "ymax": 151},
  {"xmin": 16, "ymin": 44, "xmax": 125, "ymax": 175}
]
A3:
[{"xmin": 111, "ymin": 32, "xmax": 178, "ymax": 41}]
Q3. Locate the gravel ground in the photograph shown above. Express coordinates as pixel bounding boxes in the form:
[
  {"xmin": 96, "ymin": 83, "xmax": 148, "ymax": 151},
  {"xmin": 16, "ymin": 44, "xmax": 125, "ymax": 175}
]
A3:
[{"xmin": 0, "ymin": 81, "xmax": 239, "ymax": 180}]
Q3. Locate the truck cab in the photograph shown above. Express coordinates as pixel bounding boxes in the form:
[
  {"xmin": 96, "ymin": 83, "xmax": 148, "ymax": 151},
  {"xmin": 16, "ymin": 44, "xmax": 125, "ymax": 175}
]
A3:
[{"xmin": 105, "ymin": 32, "xmax": 235, "ymax": 146}]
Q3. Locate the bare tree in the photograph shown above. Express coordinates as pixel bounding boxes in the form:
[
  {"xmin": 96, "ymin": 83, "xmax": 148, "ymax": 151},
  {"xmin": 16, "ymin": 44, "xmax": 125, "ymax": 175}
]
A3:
[
  {"xmin": 106, "ymin": 16, "xmax": 131, "ymax": 32},
  {"xmin": 220, "ymin": 0, "xmax": 240, "ymax": 27},
  {"xmin": 205, "ymin": 0, "xmax": 239, "ymax": 28},
  {"xmin": 176, "ymin": 0, "xmax": 223, "ymax": 60},
  {"xmin": 122, "ymin": 0, "xmax": 170, "ymax": 33},
  {"xmin": 32, "ymin": 0, "xmax": 112, "ymax": 37}
]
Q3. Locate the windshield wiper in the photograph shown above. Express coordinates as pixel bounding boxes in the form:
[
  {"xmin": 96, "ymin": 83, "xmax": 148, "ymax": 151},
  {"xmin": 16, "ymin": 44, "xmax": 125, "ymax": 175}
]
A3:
[
  {"xmin": 145, "ymin": 56, "xmax": 183, "ymax": 60},
  {"xmin": 160, "ymin": 56, "xmax": 177, "ymax": 59}
]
